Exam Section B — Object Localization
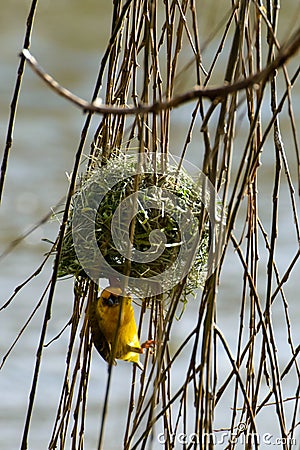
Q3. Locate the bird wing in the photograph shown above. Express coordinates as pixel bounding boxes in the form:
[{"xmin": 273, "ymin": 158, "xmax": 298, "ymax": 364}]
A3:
[{"xmin": 88, "ymin": 297, "xmax": 115, "ymax": 365}]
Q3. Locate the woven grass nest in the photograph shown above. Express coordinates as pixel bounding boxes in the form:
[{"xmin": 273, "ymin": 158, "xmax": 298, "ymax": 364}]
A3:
[{"xmin": 58, "ymin": 152, "xmax": 210, "ymax": 299}]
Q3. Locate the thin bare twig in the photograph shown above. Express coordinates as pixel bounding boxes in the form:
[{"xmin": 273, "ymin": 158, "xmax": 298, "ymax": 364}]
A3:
[{"xmin": 21, "ymin": 28, "xmax": 300, "ymax": 115}]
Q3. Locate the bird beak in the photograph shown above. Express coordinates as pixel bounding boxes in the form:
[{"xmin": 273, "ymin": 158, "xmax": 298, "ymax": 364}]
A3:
[{"xmin": 105, "ymin": 294, "xmax": 122, "ymax": 307}]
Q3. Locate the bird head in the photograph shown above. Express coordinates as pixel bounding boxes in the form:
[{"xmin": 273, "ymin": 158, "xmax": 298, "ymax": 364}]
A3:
[{"xmin": 100, "ymin": 287, "xmax": 124, "ymax": 308}]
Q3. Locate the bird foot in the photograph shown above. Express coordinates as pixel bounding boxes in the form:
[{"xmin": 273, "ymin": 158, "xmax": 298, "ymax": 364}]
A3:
[{"xmin": 141, "ymin": 339, "xmax": 156, "ymax": 353}]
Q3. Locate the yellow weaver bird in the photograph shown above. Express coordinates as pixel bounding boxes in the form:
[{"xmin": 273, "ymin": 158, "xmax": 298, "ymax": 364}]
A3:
[{"xmin": 89, "ymin": 286, "xmax": 154, "ymax": 370}]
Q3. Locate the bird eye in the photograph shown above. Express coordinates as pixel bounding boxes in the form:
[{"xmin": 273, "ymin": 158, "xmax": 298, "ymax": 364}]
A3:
[{"xmin": 107, "ymin": 294, "xmax": 115, "ymax": 306}]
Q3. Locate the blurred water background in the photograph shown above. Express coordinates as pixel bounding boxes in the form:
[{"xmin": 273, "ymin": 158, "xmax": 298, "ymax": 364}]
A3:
[{"xmin": 1, "ymin": 1, "xmax": 300, "ymax": 449}]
